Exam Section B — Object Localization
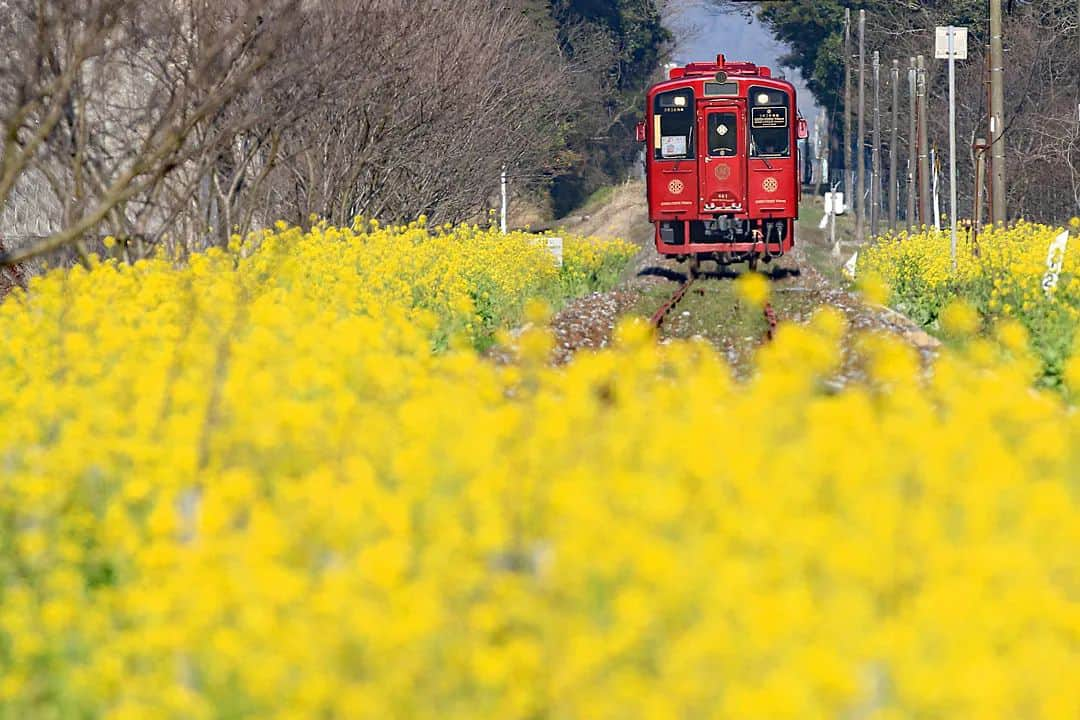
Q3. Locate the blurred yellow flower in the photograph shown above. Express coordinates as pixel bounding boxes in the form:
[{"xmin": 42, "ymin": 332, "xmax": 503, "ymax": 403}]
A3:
[
  {"xmin": 734, "ymin": 271, "xmax": 770, "ymax": 307},
  {"xmin": 0, "ymin": 216, "xmax": 1077, "ymax": 719},
  {"xmin": 857, "ymin": 272, "xmax": 890, "ymax": 306},
  {"xmin": 939, "ymin": 299, "xmax": 980, "ymax": 336}
]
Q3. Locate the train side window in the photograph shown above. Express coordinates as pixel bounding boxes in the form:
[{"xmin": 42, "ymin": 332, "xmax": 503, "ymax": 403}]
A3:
[
  {"xmin": 653, "ymin": 89, "xmax": 695, "ymax": 160},
  {"xmin": 748, "ymin": 85, "xmax": 791, "ymax": 158},
  {"xmin": 707, "ymin": 113, "xmax": 738, "ymax": 157}
]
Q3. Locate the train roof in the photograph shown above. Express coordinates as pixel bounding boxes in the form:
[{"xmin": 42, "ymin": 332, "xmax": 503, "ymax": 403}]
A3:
[{"xmin": 649, "ymin": 54, "xmax": 795, "ymax": 95}]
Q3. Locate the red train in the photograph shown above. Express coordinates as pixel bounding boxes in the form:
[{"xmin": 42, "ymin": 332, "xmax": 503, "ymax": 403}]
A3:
[{"xmin": 637, "ymin": 54, "xmax": 807, "ymax": 272}]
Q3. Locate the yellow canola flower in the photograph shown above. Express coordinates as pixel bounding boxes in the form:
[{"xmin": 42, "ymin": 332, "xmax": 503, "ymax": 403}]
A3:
[
  {"xmin": 859, "ymin": 221, "xmax": 1080, "ymax": 384},
  {"xmin": 0, "ymin": 218, "xmax": 1078, "ymax": 719}
]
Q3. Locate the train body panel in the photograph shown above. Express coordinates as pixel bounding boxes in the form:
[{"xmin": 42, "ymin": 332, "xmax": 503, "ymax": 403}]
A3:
[{"xmin": 640, "ymin": 55, "xmax": 806, "ymax": 265}]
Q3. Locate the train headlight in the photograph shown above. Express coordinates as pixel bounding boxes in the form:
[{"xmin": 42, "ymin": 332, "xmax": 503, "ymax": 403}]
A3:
[
  {"xmin": 674, "ymin": 96, "xmax": 687, "ymax": 107},
  {"xmin": 757, "ymin": 92, "xmax": 770, "ymax": 105}
]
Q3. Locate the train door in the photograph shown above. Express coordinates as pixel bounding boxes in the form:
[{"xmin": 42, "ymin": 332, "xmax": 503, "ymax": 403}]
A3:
[{"xmin": 700, "ymin": 106, "xmax": 745, "ymax": 213}]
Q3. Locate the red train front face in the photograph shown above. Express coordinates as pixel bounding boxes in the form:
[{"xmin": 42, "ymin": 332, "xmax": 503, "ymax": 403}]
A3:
[{"xmin": 640, "ymin": 55, "xmax": 806, "ymax": 264}]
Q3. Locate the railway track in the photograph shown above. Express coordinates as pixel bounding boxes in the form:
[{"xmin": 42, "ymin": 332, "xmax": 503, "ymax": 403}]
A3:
[
  {"xmin": 648, "ymin": 267, "xmax": 779, "ymax": 341},
  {"xmin": 648, "ymin": 275, "xmax": 697, "ymax": 328}
]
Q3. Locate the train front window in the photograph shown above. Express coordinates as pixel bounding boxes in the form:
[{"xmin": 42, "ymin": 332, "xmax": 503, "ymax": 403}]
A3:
[
  {"xmin": 749, "ymin": 85, "xmax": 790, "ymax": 158},
  {"xmin": 653, "ymin": 89, "xmax": 694, "ymax": 159},
  {"xmin": 708, "ymin": 113, "xmax": 737, "ymax": 157}
]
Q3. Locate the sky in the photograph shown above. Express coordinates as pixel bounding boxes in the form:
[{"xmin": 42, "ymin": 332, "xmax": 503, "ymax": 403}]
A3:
[{"xmin": 663, "ymin": 0, "xmax": 822, "ymax": 127}]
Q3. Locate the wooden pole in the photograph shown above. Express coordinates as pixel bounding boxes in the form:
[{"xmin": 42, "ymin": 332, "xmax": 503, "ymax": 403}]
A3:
[
  {"xmin": 989, "ymin": 0, "xmax": 1006, "ymax": 224},
  {"xmin": 973, "ymin": 137, "xmax": 987, "ymax": 256},
  {"xmin": 984, "ymin": 42, "xmax": 993, "ymax": 222},
  {"xmin": 907, "ymin": 57, "xmax": 917, "ymax": 229},
  {"xmin": 843, "ymin": 8, "xmax": 853, "ymax": 214},
  {"xmin": 856, "ymin": 9, "xmax": 866, "ymax": 243},
  {"xmin": 916, "ymin": 55, "xmax": 931, "ymax": 227},
  {"xmin": 871, "ymin": 50, "xmax": 882, "ymax": 238},
  {"xmin": 889, "ymin": 59, "xmax": 900, "ymax": 231}
]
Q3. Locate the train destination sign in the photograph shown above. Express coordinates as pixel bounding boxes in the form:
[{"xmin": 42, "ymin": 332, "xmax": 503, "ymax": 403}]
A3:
[{"xmin": 751, "ymin": 107, "xmax": 787, "ymax": 129}]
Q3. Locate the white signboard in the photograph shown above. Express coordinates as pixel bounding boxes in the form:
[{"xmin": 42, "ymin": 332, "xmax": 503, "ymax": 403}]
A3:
[
  {"xmin": 935, "ymin": 26, "xmax": 968, "ymax": 60},
  {"xmin": 661, "ymin": 136, "xmax": 686, "ymax": 158},
  {"xmin": 546, "ymin": 236, "xmax": 563, "ymax": 266},
  {"xmin": 1042, "ymin": 230, "xmax": 1069, "ymax": 296}
]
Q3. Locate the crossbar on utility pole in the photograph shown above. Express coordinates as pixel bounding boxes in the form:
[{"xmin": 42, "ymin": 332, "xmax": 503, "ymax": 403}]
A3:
[
  {"xmin": 855, "ymin": 9, "xmax": 866, "ymax": 243},
  {"xmin": 889, "ymin": 59, "xmax": 899, "ymax": 231},
  {"xmin": 989, "ymin": 0, "xmax": 1006, "ymax": 225}
]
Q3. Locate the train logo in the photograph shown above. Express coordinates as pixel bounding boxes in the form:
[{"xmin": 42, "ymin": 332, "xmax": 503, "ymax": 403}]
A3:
[
  {"xmin": 762, "ymin": 177, "xmax": 779, "ymax": 193},
  {"xmin": 668, "ymin": 179, "xmax": 685, "ymax": 194},
  {"xmin": 714, "ymin": 165, "xmax": 731, "ymax": 181}
]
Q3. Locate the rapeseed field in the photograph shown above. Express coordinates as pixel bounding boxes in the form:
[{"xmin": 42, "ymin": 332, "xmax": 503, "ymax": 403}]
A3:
[
  {"xmin": 0, "ymin": 220, "xmax": 1077, "ymax": 719},
  {"xmin": 860, "ymin": 219, "xmax": 1080, "ymax": 385}
]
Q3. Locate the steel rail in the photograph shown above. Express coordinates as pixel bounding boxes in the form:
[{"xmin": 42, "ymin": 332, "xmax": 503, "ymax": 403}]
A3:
[{"xmin": 649, "ymin": 276, "xmax": 696, "ymax": 328}]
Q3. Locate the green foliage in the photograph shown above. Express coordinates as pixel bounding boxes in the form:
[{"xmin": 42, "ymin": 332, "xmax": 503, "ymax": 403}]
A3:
[
  {"xmin": 859, "ymin": 222, "xmax": 1080, "ymax": 389},
  {"xmin": 756, "ymin": 0, "xmax": 850, "ymax": 113},
  {"xmin": 545, "ymin": 0, "xmax": 671, "ymax": 215}
]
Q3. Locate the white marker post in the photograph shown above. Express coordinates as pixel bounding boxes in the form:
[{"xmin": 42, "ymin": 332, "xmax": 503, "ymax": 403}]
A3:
[
  {"xmin": 1042, "ymin": 230, "xmax": 1070, "ymax": 297},
  {"xmin": 936, "ymin": 26, "xmax": 967, "ymax": 270},
  {"xmin": 546, "ymin": 236, "xmax": 563, "ymax": 266},
  {"xmin": 824, "ymin": 186, "xmax": 843, "ymax": 257},
  {"xmin": 500, "ymin": 165, "xmax": 508, "ymax": 233}
]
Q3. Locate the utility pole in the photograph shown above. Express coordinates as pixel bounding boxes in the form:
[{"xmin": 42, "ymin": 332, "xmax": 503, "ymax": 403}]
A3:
[
  {"xmin": 889, "ymin": 59, "xmax": 900, "ymax": 231},
  {"xmin": 871, "ymin": 50, "xmax": 882, "ymax": 238},
  {"xmin": 989, "ymin": 0, "xmax": 1006, "ymax": 224},
  {"xmin": 843, "ymin": 8, "xmax": 853, "ymax": 214},
  {"xmin": 856, "ymin": 9, "xmax": 866, "ymax": 243},
  {"xmin": 973, "ymin": 137, "xmax": 987, "ymax": 255},
  {"xmin": 907, "ymin": 57, "xmax": 917, "ymax": 229},
  {"xmin": 916, "ymin": 55, "xmax": 931, "ymax": 227}
]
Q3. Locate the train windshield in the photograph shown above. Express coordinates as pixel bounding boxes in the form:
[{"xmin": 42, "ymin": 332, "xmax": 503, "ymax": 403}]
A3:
[
  {"xmin": 653, "ymin": 89, "xmax": 695, "ymax": 159},
  {"xmin": 749, "ymin": 86, "xmax": 790, "ymax": 158},
  {"xmin": 707, "ymin": 113, "xmax": 738, "ymax": 157}
]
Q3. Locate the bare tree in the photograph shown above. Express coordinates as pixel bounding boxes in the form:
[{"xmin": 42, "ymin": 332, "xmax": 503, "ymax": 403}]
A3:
[
  {"xmin": 0, "ymin": 0, "xmax": 592, "ymax": 278},
  {"xmin": 856, "ymin": 0, "xmax": 1079, "ymax": 223},
  {"xmin": 263, "ymin": 0, "xmax": 584, "ymax": 228},
  {"xmin": 0, "ymin": 0, "xmax": 311, "ymax": 269}
]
